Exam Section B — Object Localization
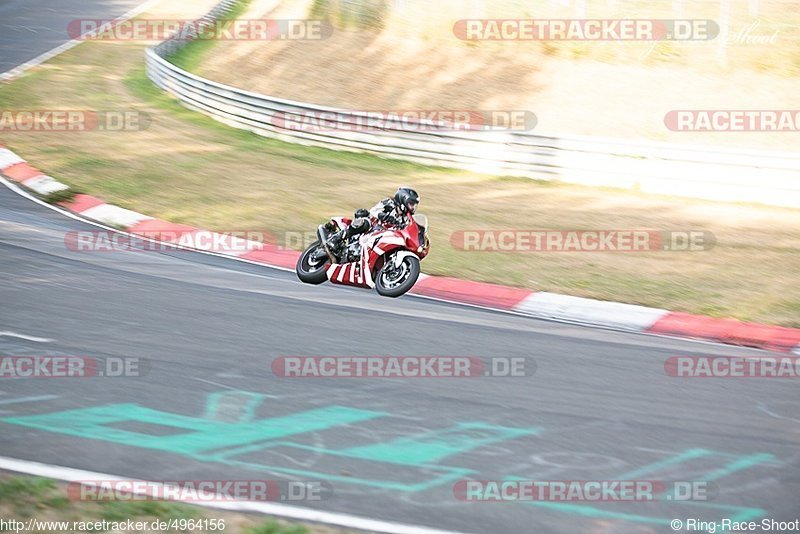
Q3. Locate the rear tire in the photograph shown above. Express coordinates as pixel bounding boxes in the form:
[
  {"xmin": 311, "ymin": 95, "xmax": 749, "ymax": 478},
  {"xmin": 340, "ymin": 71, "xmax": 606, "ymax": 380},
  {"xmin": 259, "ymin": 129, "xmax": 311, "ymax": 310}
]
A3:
[
  {"xmin": 375, "ymin": 254, "xmax": 420, "ymax": 297},
  {"xmin": 296, "ymin": 241, "xmax": 330, "ymax": 284}
]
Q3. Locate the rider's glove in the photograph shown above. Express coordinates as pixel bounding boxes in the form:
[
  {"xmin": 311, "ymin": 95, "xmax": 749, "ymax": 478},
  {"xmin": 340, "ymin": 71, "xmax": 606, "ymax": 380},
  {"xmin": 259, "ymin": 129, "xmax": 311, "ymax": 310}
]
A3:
[{"xmin": 377, "ymin": 211, "xmax": 396, "ymax": 225}]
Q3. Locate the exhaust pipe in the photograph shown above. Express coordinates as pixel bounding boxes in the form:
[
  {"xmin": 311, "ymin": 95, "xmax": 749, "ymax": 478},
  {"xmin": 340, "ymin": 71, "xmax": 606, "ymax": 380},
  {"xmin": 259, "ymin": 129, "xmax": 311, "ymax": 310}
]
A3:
[
  {"xmin": 317, "ymin": 224, "xmax": 330, "ymax": 242},
  {"xmin": 317, "ymin": 224, "xmax": 336, "ymax": 261}
]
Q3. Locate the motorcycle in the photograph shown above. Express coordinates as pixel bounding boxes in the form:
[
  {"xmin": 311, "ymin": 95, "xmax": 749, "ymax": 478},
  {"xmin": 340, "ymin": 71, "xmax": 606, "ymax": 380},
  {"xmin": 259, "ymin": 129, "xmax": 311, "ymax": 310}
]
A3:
[{"xmin": 295, "ymin": 213, "xmax": 430, "ymax": 297}]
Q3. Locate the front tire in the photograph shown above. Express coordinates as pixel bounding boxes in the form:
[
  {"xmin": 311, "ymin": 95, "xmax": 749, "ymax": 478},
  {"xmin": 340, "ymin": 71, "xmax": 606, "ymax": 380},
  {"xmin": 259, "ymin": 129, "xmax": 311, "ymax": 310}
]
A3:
[
  {"xmin": 375, "ymin": 254, "xmax": 420, "ymax": 297},
  {"xmin": 296, "ymin": 241, "xmax": 330, "ymax": 284}
]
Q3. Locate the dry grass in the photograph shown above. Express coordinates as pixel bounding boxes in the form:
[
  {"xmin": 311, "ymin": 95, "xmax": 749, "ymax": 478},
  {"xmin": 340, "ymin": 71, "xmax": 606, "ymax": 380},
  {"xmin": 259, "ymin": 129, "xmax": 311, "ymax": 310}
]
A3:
[{"xmin": 0, "ymin": 9, "xmax": 799, "ymax": 326}]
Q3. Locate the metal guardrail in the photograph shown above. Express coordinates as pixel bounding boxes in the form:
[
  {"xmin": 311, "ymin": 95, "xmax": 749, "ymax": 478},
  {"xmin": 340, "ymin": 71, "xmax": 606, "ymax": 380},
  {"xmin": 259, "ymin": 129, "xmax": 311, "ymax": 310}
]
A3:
[{"xmin": 145, "ymin": 0, "xmax": 800, "ymax": 208}]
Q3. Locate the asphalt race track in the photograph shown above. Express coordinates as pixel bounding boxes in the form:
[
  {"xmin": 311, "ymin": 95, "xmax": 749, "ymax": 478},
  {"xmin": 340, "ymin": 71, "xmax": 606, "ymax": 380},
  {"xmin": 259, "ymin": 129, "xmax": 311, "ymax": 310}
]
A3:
[
  {"xmin": 0, "ymin": 0, "xmax": 144, "ymax": 73},
  {"xmin": 1, "ymin": 182, "xmax": 799, "ymax": 533},
  {"xmin": 1, "ymin": 1, "xmax": 799, "ymax": 529}
]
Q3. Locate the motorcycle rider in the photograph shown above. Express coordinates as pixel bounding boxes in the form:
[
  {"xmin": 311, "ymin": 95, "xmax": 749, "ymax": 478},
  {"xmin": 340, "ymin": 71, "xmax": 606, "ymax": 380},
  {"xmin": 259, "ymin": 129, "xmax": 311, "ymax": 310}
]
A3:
[{"xmin": 325, "ymin": 187, "xmax": 420, "ymax": 260}]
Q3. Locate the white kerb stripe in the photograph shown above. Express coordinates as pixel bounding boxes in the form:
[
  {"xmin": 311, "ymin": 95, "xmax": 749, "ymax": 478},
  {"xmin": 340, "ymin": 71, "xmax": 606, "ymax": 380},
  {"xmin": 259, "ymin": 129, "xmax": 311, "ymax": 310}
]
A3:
[
  {"xmin": 513, "ymin": 292, "xmax": 670, "ymax": 332},
  {"xmin": 79, "ymin": 204, "xmax": 153, "ymax": 228},
  {"xmin": 0, "ymin": 149, "xmax": 25, "ymax": 170},
  {"xmin": 22, "ymin": 175, "xmax": 69, "ymax": 195}
]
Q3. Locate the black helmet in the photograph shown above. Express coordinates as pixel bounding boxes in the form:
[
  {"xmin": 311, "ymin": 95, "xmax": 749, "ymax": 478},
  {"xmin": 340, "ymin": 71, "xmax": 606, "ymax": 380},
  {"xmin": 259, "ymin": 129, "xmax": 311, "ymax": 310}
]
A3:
[{"xmin": 394, "ymin": 187, "xmax": 420, "ymax": 214}]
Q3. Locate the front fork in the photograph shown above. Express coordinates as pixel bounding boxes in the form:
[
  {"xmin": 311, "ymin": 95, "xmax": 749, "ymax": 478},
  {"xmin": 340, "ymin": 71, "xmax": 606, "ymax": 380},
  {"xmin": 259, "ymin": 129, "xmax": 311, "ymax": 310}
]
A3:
[{"xmin": 385, "ymin": 250, "xmax": 418, "ymax": 274}]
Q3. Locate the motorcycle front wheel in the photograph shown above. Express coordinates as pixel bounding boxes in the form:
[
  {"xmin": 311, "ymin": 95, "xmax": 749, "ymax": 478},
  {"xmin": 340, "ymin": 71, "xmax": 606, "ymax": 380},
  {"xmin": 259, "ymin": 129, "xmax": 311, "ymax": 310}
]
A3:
[
  {"xmin": 296, "ymin": 241, "xmax": 330, "ymax": 284},
  {"xmin": 375, "ymin": 254, "xmax": 420, "ymax": 297}
]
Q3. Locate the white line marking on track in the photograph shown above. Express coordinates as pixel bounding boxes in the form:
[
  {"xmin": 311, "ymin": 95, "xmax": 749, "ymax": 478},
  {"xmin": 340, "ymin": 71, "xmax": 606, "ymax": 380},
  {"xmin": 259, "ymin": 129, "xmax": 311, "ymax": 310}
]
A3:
[
  {"xmin": 758, "ymin": 404, "xmax": 800, "ymax": 426},
  {"xmin": 0, "ymin": 0, "xmax": 161, "ymax": 82},
  {"xmin": 188, "ymin": 376, "xmax": 278, "ymax": 396},
  {"xmin": 0, "ymin": 331, "xmax": 53, "ymax": 343},
  {"xmin": 0, "ymin": 456, "xmax": 469, "ymax": 534}
]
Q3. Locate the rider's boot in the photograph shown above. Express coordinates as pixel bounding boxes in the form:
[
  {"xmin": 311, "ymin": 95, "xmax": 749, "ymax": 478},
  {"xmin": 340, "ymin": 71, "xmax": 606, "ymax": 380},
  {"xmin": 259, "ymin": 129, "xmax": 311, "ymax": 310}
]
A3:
[
  {"xmin": 324, "ymin": 230, "xmax": 345, "ymax": 260},
  {"xmin": 324, "ymin": 218, "xmax": 369, "ymax": 261}
]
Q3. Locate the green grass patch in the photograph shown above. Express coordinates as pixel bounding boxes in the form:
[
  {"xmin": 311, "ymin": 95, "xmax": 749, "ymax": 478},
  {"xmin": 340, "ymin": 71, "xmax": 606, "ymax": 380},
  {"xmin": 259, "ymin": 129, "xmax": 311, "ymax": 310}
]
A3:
[
  {"xmin": 0, "ymin": 477, "xmax": 58, "ymax": 518},
  {"xmin": 99, "ymin": 500, "xmax": 202, "ymax": 521},
  {"xmin": 167, "ymin": 0, "xmax": 256, "ymax": 71},
  {"xmin": 245, "ymin": 519, "xmax": 309, "ymax": 534},
  {"xmin": 0, "ymin": 475, "xmax": 338, "ymax": 533},
  {"xmin": 0, "ymin": 476, "xmax": 56, "ymax": 504},
  {"xmin": 40, "ymin": 189, "xmax": 76, "ymax": 204},
  {"xmin": 311, "ymin": 0, "xmax": 389, "ymax": 30}
]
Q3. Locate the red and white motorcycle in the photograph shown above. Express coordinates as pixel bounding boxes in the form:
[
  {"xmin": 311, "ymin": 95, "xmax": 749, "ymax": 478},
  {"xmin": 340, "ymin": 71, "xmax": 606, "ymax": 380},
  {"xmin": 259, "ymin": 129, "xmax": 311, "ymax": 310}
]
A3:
[{"xmin": 295, "ymin": 213, "xmax": 430, "ymax": 297}]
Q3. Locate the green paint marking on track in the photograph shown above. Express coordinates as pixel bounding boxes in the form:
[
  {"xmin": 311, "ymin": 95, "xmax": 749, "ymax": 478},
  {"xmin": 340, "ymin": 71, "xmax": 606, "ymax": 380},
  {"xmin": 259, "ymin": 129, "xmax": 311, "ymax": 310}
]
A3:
[
  {"xmin": 2, "ymin": 403, "xmax": 386, "ymax": 454},
  {"xmin": 0, "ymin": 394, "xmax": 781, "ymax": 514},
  {"xmin": 527, "ymin": 501, "xmax": 673, "ymax": 525},
  {"xmin": 702, "ymin": 453, "xmax": 776, "ymax": 481},
  {"xmin": 504, "ymin": 449, "xmax": 774, "ymax": 524},
  {"xmin": 203, "ymin": 423, "xmax": 537, "ymax": 491},
  {"xmin": 215, "ymin": 455, "xmax": 475, "ymax": 492},
  {"xmin": 338, "ymin": 422, "xmax": 540, "ymax": 465},
  {"xmin": 615, "ymin": 448, "xmax": 713, "ymax": 479},
  {"xmin": 728, "ymin": 508, "xmax": 768, "ymax": 523},
  {"xmin": 0, "ymin": 393, "xmax": 534, "ymax": 492}
]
